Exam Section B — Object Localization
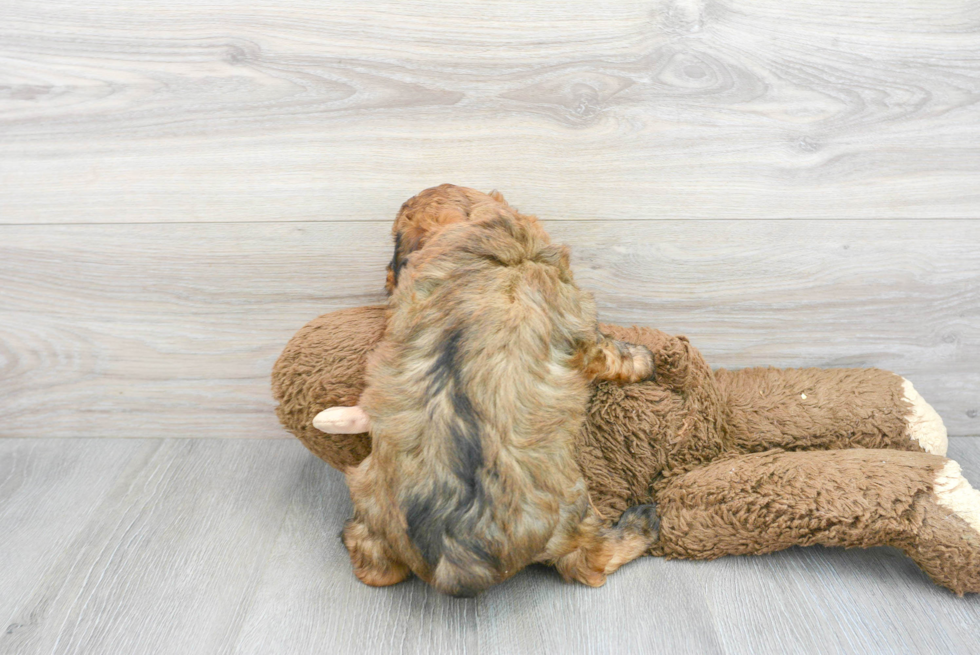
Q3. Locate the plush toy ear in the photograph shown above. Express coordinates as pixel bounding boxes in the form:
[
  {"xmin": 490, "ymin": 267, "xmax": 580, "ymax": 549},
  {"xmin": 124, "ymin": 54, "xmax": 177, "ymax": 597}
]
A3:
[{"xmin": 313, "ymin": 406, "xmax": 371, "ymax": 434}]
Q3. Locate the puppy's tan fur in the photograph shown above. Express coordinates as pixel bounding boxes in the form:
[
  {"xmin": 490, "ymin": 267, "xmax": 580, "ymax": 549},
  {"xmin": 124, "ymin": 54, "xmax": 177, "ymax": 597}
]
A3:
[{"xmin": 344, "ymin": 185, "xmax": 658, "ymax": 596}]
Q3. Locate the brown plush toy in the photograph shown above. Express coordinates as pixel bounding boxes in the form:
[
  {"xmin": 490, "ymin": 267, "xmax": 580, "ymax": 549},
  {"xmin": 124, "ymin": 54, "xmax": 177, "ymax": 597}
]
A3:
[{"xmin": 272, "ymin": 305, "xmax": 980, "ymax": 595}]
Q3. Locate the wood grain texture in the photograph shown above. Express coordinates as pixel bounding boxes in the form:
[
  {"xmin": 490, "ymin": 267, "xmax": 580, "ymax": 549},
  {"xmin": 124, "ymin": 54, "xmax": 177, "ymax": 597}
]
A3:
[
  {"xmin": 1, "ymin": 439, "xmax": 305, "ymax": 655},
  {"xmin": 1, "ymin": 0, "xmax": 979, "ymax": 223},
  {"xmin": 2, "ymin": 219, "xmax": 978, "ymax": 438},
  {"xmin": 4, "ymin": 1, "xmax": 980, "ymax": 650},
  {"xmin": 477, "ymin": 560, "xmax": 722, "ymax": 655},
  {"xmin": 0, "ymin": 439, "xmax": 154, "ymax": 631},
  {"xmin": 233, "ymin": 446, "xmax": 477, "ymax": 655},
  {"xmin": 2, "ymin": 438, "xmax": 980, "ymax": 654},
  {"xmin": 691, "ymin": 436, "xmax": 980, "ymax": 655}
]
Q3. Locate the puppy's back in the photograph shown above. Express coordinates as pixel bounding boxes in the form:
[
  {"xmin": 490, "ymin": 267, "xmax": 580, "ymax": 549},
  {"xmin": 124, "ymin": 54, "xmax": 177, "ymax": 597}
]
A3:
[{"xmin": 365, "ymin": 212, "xmax": 594, "ymax": 595}]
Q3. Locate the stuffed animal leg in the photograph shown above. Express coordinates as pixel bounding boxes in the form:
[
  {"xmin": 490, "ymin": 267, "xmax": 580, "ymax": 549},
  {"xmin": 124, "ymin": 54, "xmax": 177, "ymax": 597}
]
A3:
[
  {"xmin": 713, "ymin": 367, "xmax": 948, "ymax": 456},
  {"xmin": 653, "ymin": 448, "xmax": 980, "ymax": 595},
  {"xmin": 597, "ymin": 323, "xmax": 948, "ymax": 459}
]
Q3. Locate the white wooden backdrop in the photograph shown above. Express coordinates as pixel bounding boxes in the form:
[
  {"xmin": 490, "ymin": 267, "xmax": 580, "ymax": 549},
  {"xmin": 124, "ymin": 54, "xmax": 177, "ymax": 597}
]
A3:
[{"xmin": 1, "ymin": 0, "xmax": 979, "ymax": 437}]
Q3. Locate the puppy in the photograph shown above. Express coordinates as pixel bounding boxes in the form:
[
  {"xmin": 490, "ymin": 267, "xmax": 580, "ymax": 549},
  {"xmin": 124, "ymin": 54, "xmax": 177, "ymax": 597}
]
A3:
[{"xmin": 339, "ymin": 185, "xmax": 659, "ymax": 596}]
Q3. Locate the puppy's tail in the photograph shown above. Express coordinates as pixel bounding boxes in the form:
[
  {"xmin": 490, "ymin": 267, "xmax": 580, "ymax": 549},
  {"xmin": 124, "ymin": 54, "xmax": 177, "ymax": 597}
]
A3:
[
  {"xmin": 402, "ymin": 485, "xmax": 503, "ymax": 596},
  {"xmin": 430, "ymin": 545, "xmax": 499, "ymax": 597}
]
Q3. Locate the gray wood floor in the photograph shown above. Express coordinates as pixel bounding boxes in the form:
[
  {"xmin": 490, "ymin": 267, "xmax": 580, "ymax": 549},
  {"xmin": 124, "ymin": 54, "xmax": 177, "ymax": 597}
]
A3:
[{"xmin": 1, "ymin": 437, "xmax": 979, "ymax": 655}]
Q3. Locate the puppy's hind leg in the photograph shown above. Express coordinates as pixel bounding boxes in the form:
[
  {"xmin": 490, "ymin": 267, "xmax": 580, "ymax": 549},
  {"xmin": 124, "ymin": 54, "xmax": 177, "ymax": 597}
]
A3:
[
  {"xmin": 574, "ymin": 335, "xmax": 656, "ymax": 384},
  {"xmin": 342, "ymin": 518, "xmax": 411, "ymax": 587},
  {"xmin": 599, "ymin": 504, "xmax": 660, "ymax": 574},
  {"xmin": 553, "ymin": 504, "xmax": 660, "ymax": 587}
]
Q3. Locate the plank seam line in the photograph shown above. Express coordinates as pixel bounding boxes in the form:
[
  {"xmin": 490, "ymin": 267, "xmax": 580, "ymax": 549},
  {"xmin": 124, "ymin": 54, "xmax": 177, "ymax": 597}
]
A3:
[{"xmin": 2, "ymin": 218, "xmax": 980, "ymax": 227}]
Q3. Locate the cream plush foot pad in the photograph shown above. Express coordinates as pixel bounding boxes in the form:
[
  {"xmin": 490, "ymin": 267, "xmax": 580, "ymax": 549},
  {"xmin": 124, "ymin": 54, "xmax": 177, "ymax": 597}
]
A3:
[
  {"xmin": 902, "ymin": 378, "xmax": 948, "ymax": 456},
  {"xmin": 934, "ymin": 460, "xmax": 980, "ymax": 536}
]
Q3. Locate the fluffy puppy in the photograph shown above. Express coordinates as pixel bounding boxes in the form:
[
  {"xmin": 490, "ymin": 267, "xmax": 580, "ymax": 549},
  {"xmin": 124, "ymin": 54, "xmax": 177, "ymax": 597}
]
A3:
[{"xmin": 342, "ymin": 185, "xmax": 659, "ymax": 596}]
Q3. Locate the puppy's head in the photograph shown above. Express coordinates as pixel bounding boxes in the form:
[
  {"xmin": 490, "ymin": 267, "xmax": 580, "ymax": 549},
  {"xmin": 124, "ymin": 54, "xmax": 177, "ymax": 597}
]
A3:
[{"xmin": 385, "ymin": 184, "xmax": 511, "ymax": 294}]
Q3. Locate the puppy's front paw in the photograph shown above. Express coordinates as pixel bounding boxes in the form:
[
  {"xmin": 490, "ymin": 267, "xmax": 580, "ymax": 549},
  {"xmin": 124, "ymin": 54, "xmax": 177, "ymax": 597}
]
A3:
[{"xmin": 624, "ymin": 344, "xmax": 656, "ymax": 383}]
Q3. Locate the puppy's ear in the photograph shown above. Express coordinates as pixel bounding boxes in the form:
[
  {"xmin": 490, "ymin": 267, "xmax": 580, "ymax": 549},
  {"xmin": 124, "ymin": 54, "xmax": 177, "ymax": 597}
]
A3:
[
  {"xmin": 386, "ymin": 230, "xmax": 407, "ymax": 294},
  {"xmin": 385, "ymin": 207, "xmax": 467, "ymax": 294},
  {"xmin": 385, "ymin": 225, "xmax": 427, "ymax": 294},
  {"xmin": 488, "ymin": 189, "xmax": 507, "ymax": 205}
]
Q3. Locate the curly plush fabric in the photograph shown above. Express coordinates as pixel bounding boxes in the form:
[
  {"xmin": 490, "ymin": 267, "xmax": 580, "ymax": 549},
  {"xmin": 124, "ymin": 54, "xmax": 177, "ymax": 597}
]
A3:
[
  {"xmin": 653, "ymin": 449, "xmax": 980, "ymax": 596},
  {"xmin": 272, "ymin": 305, "xmax": 980, "ymax": 595},
  {"xmin": 272, "ymin": 307, "xmax": 385, "ymax": 470}
]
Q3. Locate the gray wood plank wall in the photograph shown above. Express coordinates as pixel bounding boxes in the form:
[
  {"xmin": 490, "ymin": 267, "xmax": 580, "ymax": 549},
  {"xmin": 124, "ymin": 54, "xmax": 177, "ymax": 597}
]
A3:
[{"xmin": 1, "ymin": 0, "xmax": 979, "ymax": 437}]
